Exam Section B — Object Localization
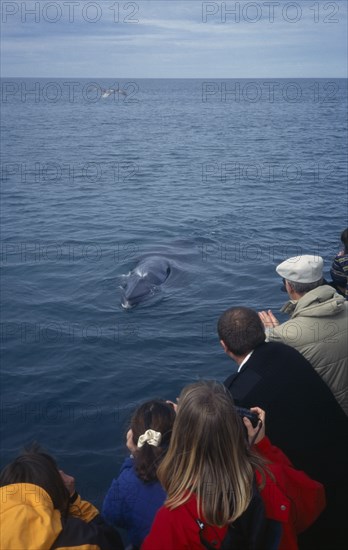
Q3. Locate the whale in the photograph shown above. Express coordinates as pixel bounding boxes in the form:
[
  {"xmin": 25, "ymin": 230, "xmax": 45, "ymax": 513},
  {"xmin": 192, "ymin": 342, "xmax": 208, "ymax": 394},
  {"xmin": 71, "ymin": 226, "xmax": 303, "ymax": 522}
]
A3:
[
  {"xmin": 121, "ymin": 257, "xmax": 171, "ymax": 309},
  {"xmin": 101, "ymin": 88, "xmax": 127, "ymax": 98}
]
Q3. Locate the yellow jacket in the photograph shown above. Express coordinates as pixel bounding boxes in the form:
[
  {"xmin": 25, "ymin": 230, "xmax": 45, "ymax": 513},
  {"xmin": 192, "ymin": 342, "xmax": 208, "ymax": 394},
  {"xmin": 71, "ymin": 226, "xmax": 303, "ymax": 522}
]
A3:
[{"xmin": 0, "ymin": 483, "xmax": 123, "ymax": 550}]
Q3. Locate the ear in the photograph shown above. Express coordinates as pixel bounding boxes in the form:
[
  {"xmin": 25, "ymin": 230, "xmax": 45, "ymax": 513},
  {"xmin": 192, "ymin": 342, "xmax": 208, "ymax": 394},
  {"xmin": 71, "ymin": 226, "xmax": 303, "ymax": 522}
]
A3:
[
  {"xmin": 286, "ymin": 280, "xmax": 294, "ymax": 293},
  {"xmin": 220, "ymin": 340, "xmax": 228, "ymax": 353}
]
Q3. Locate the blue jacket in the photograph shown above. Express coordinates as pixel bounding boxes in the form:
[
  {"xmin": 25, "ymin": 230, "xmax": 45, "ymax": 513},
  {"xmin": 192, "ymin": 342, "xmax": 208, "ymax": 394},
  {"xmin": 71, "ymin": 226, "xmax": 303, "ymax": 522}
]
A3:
[{"xmin": 102, "ymin": 457, "xmax": 166, "ymax": 548}]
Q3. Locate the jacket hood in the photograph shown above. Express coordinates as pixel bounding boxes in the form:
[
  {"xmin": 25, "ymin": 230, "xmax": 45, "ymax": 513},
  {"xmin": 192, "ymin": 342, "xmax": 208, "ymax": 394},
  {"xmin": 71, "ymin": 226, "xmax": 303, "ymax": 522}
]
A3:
[
  {"xmin": 0, "ymin": 483, "xmax": 63, "ymax": 549},
  {"xmin": 283, "ymin": 285, "xmax": 346, "ymax": 319}
]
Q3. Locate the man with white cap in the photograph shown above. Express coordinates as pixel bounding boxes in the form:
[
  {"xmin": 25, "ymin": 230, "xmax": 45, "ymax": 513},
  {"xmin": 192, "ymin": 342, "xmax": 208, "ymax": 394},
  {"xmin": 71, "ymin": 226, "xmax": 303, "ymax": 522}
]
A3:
[{"xmin": 259, "ymin": 254, "xmax": 348, "ymax": 414}]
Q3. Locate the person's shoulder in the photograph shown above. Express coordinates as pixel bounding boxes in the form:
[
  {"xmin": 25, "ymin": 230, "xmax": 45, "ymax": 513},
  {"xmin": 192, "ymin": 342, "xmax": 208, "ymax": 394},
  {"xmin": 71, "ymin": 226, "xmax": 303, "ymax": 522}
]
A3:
[
  {"xmin": 154, "ymin": 504, "xmax": 173, "ymax": 520},
  {"xmin": 117, "ymin": 461, "xmax": 164, "ymax": 497},
  {"xmin": 113, "ymin": 457, "xmax": 137, "ymax": 485},
  {"xmin": 154, "ymin": 496, "xmax": 195, "ymax": 522},
  {"xmin": 266, "ymin": 341, "xmax": 300, "ymax": 353},
  {"xmin": 224, "ymin": 342, "xmax": 308, "ymax": 376},
  {"xmin": 255, "ymin": 341, "xmax": 306, "ymax": 359},
  {"xmin": 254, "ymin": 341, "xmax": 313, "ymax": 368},
  {"xmin": 120, "ymin": 456, "xmax": 134, "ymax": 471}
]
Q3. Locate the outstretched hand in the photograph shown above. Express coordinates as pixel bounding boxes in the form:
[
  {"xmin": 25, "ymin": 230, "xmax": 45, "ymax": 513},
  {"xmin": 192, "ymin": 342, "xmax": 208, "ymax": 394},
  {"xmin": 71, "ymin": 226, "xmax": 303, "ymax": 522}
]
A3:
[
  {"xmin": 258, "ymin": 310, "xmax": 279, "ymax": 329},
  {"xmin": 243, "ymin": 407, "xmax": 266, "ymax": 446}
]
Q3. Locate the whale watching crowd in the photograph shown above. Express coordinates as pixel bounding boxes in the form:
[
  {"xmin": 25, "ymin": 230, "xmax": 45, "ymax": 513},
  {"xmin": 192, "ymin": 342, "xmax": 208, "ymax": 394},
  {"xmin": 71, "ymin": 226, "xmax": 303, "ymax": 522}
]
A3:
[{"xmin": 1, "ymin": 229, "xmax": 348, "ymax": 550}]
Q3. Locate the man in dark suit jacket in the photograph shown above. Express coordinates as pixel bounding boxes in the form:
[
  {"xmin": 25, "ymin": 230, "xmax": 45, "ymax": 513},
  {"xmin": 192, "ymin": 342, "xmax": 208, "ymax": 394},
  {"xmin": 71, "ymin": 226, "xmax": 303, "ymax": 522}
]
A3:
[{"xmin": 217, "ymin": 306, "xmax": 348, "ymax": 550}]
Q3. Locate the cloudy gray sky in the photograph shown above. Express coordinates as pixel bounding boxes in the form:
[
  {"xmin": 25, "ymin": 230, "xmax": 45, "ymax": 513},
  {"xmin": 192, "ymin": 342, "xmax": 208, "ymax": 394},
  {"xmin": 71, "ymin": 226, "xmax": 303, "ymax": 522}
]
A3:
[{"xmin": 1, "ymin": 0, "xmax": 347, "ymax": 77}]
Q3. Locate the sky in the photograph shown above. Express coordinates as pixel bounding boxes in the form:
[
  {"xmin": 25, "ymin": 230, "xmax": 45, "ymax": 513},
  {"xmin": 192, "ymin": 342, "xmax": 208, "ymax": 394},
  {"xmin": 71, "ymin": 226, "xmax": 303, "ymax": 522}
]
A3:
[{"xmin": 1, "ymin": 0, "xmax": 347, "ymax": 77}]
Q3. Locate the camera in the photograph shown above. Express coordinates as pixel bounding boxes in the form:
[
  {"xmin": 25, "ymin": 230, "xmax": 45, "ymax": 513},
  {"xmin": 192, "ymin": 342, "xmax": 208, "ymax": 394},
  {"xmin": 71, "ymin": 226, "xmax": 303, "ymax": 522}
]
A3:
[{"xmin": 236, "ymin": 407, "xmax": 259, "ymax": 428}]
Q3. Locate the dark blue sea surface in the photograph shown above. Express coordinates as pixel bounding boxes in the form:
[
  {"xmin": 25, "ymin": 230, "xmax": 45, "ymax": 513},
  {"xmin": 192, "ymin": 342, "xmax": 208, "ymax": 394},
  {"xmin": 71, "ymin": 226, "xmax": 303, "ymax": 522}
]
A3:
[{"xmin": 1, "ymin": 78, "xmax": 347, "ymax": 505}]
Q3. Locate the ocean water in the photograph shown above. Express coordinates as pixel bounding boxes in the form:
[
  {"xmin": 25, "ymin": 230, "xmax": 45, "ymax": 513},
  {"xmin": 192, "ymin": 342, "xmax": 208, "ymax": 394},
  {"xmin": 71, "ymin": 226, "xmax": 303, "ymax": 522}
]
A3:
[{"xmin": 1, "ymin": 78, "xmax": 347, "ymax": 505}]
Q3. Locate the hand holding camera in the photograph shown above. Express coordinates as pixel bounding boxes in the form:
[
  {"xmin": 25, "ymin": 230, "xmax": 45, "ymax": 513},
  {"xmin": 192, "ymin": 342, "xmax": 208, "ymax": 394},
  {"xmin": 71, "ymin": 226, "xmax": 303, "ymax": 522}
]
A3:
[{"xmin": 237, "ymin": 406, "xmax": 265, "ymax": 445}]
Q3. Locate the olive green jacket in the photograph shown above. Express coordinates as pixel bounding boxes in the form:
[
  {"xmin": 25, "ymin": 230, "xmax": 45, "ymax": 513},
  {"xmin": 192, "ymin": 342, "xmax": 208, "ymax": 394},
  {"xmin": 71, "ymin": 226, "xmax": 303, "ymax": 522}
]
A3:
[{"xmin": 267, "ymin": 285, "xmax": 348, "ymax": 414}]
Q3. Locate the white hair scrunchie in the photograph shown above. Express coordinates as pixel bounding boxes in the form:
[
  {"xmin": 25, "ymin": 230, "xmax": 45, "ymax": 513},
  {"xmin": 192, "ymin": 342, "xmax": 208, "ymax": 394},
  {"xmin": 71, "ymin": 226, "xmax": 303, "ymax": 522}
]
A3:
[{"xmin": 137, "ymin": 429, "xmax": 162, "ymax": 448}]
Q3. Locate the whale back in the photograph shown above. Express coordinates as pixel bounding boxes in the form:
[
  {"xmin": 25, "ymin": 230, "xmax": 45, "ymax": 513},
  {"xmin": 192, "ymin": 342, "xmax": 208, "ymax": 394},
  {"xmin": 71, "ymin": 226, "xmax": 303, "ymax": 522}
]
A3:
[
  {"xmin": 121, "ymin": 257, "xmax": 170, "ymax": 308},
  {"xmin": 134, "ymin": 258, "xmax": 170, "ymax": 284}
]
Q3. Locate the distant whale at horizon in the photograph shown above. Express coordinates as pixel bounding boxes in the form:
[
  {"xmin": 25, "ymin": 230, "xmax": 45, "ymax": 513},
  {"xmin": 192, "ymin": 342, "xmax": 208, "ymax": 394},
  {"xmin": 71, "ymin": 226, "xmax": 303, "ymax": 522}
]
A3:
[
  {"xmin": 120, "ymin": 257, "xmax": 171, "ymax": 309},
  {"xmin": 101, "ymin": 88, "xmax": 127, "ymax": 98}
]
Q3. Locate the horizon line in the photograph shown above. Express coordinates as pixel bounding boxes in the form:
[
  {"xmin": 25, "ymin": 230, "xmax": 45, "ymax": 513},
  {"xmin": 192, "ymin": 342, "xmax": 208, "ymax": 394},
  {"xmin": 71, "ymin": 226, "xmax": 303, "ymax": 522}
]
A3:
[{"xmin": 1, "ymin": 76, "xmax": 347, "ymax": 79}]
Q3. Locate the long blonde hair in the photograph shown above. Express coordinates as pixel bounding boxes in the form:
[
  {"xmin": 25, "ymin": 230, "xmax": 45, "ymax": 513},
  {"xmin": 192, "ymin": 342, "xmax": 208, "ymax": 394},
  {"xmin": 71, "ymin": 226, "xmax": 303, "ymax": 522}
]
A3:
[{"xmin": 157, "ymin": 380, "xmax": 265, "ymax": 526}]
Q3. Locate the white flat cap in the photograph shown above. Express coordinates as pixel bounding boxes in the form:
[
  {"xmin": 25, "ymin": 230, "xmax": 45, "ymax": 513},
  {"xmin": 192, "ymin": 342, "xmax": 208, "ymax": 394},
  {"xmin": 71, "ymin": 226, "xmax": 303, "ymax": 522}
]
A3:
[{"xmin": 276, "ymin": 255, "xmax": 324, "ymax": 283}]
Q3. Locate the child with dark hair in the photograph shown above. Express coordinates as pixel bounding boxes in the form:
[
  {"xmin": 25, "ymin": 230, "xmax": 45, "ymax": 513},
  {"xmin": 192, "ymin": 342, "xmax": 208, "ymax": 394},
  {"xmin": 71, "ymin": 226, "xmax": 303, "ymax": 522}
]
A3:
[
  {"xmin": 0, "ymin": 445, "xmax": 123, "ymax": 550},
  {"xmin": 102, "ymin": 399, "xmax": 176, "ymax": 549}
]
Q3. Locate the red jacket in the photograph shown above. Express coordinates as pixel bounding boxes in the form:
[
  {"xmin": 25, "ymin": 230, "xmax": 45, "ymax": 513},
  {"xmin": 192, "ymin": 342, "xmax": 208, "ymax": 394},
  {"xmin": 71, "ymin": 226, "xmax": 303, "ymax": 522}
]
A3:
[
  {"xmin": 256, "ymin": 437, "xmax": 325, "ymax": 549},
  {"xmin": 141, "ymin": 493, "xmax": 228, "ymax": 550},
  {"xmin": 142, "ymin": 437, "xmax": 325, "ymax": 550},
  {"xmin": 256, "ymin": 437, "xmax": 300, "ymax": 550}
]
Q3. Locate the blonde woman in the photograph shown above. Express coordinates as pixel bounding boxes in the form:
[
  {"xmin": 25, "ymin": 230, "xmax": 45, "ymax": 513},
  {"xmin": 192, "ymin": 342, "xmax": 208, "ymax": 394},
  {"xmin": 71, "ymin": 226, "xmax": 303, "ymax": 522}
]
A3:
[{"xmin": 142, "ymin": 381, "xmax": 325, "ymax": 550}]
